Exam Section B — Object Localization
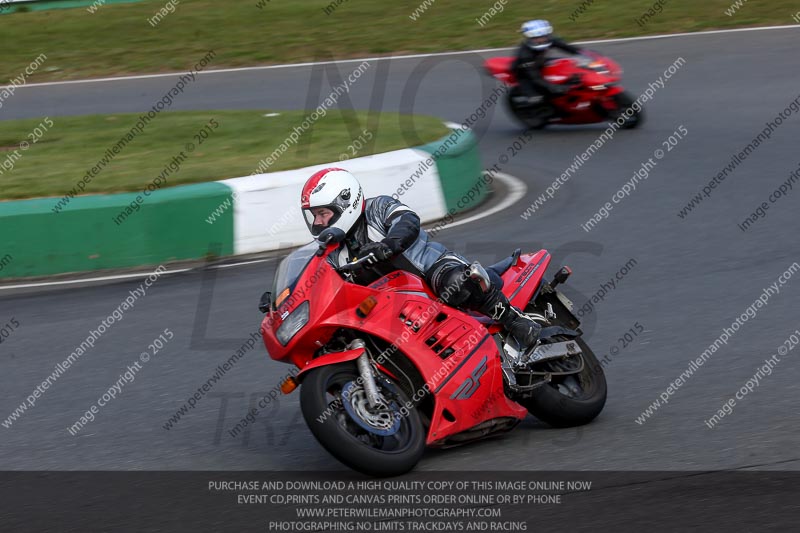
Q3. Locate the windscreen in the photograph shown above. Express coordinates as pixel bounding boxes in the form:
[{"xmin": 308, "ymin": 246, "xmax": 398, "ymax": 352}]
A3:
[{"xmin": 271, "ymin": 242, "xmax": 318, "ymax": 303}]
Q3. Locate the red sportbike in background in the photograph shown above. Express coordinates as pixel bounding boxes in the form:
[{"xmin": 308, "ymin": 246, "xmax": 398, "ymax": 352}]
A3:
[
  {"xmin": 484, "ymin": 50, "xmax": 643, "ymax": 130},
  {"xmin": 259, "ymin": 228, "xmax": 607, "ymax": 476}
]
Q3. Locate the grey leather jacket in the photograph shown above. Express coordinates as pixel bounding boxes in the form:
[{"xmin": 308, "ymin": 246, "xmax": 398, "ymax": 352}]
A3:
[{"xmin": 327, "ymin": 196, "xmax": 449, "ymax": 279}]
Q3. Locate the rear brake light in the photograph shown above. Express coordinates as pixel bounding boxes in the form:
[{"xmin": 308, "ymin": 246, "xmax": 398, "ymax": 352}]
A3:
[{"xmin": 551, "ymin": 266, "xmax": 572, "ymax": 288}]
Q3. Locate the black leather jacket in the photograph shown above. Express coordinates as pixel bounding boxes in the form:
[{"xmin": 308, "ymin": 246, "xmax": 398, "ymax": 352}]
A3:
[{"xmin": 512, "ymin": 38, "xmax": 582, "ymax": 95}]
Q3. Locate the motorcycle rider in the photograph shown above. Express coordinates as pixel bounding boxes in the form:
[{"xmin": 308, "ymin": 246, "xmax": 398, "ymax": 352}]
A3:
[
  {"xmin": 512, "ymin": 20, "xmax": 583, "ymax": 108},
  {"xmin": 300, "ymin": 167, "xmax": 541, "ymax": 355}
]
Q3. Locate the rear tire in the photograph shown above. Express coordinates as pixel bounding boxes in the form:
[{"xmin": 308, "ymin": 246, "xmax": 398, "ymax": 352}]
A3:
[
  {"xmin": 300, "ymin": 362, "xmax": 426, "ymax": 477},
  {"xmin": 520, "ymin": 336, "xmax": 607, "ymax": 427},
  {"xmin": 507, "ymin": 88, "xmax": 551, "ymax": 130}
]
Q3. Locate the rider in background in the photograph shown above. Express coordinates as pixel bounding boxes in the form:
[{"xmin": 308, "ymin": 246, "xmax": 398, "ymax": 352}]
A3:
[
  {"xmin": 300, "ymin": 167, "xmax": 542, "ymax": 355},
  {"xmin": 512, "ymin": 20, "xmax": 584, "ymax": 108}
]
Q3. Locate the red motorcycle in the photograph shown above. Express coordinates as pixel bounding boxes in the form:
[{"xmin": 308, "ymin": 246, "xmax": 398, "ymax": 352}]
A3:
[
  {"xmin": 484, "ymin": 51, "xmax": 643, "ymax": 130},
  {"xmin": 259, "ymin": 228, "xmax": 607, "ymax": 476}
]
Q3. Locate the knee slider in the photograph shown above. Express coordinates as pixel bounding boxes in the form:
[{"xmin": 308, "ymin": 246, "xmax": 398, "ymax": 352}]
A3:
[{"xmin": 434, "ymin": 264, "xmax": 472, "ymax": 308}]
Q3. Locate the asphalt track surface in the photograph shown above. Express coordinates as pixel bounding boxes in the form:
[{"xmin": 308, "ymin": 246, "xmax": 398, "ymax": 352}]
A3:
[{"xmin": 2, "ymin": 29, "xmax": 800, "ymax": 480}]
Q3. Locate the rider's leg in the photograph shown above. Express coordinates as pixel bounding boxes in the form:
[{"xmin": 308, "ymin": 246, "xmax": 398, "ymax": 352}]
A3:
[
  {"xmin": 514, "ymin": 77, "xmax": 545, "ymax": 106},
  {"xmin": 426, "ymin": 256, "xmax": 541, "ymax": 353}
]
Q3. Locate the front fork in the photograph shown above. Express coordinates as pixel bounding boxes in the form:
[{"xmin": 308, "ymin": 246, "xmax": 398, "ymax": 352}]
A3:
[{"xmin": 351, "ymin": 339, "xmax": 380, "ymax": 408}]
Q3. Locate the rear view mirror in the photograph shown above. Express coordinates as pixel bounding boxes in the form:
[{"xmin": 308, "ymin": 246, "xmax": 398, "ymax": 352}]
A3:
[
  {"xmin": 318, "ymin": 227, "xmax": 346, "ymax": 245},
  {"xmin": 317, "ymin": 227, "xmax": 346, "ymax": 255},
  {"xmin": 258, "ymin": 291, "xmax": 272, "ymax": 313}
]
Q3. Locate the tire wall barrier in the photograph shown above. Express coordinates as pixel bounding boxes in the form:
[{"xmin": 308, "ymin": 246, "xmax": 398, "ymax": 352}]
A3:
[
  {"xmin": 417, "ymin": 128, "xmax": 486, "ymax": 214},
  {"xmin": 0, "ymin": 183, "xmax": 234, "ymax": 279}
]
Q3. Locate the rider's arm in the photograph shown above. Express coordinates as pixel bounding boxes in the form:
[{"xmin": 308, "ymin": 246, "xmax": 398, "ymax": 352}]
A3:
[
  {"xmin": 369, "ymin": 195, "xmax": 421, "ymax": 254},
  {"xmin": 517, "ymin": 57, "xmax": 565, "ymax": 95},
  {"xmin": 383, "ymin": 211, "xmax": 421, "ymax": 254},
  {"xmin": 551, "ymin": 37, "xmax": 582, "ymax": 55},
  {"xmin": 511, "ymin": 43, "xmax": 534, "ymax": 73}
]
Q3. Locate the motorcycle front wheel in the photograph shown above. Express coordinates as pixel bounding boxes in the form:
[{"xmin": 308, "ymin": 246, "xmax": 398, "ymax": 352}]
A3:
[
  {"xmin": 300, "ymin": 362, "xmax": 426, "ymax": 477},
  {"xmin": 610, "ymin": 91, "xmax": 644, "ymax": 129}
]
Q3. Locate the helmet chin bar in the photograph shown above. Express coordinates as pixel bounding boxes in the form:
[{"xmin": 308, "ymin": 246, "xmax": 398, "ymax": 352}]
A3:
[
  {"xmin": 528, "ymin": 37, "xmax": 551, "ymax": 50},
  {"xmin": 305, "ymin": 206, "xmax": 343, "ymax": 236}
]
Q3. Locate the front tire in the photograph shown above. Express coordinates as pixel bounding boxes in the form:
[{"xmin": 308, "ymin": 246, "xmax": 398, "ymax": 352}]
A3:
[
  {"xmin": 520, "ymin": 336, "xmax": 607, "ymax": 427},
  {"xmin": 300, "ymin": 362, "xmax": 426, "ymax": 477},
  {"xmin": 610, "ymin": 91, "xmax": 644, "ymax": 129}
]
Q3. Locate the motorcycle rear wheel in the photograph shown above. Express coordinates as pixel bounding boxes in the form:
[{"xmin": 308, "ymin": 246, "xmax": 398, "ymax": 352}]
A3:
[
  {"xmin": 507, "ymin": 88, "xmax": 552, "ymax": 130},
  {"xmin": 519, "ymin": 336, "xmax": 607, "ymax": 427},
  {"xmin": 300, "ymin": 362, "xmax": 426, "ymax": 477}
]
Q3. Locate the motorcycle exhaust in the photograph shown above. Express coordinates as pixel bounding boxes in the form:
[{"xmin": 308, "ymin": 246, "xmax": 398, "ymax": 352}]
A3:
[
  {"xmin": 527, "ymin": 340, "xmax": 582, "ymax": 364},
  {"xmin": 505, "ymin": 340, "xmax": 585, "ymax": 394},
  {"xmin": 509, "ymin": 338, "xmax": 582, "ymax": 367}
]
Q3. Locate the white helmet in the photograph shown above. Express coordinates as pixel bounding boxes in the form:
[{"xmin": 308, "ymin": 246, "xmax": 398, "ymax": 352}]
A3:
[
  {"xmin": 521, "ymin": 19, "xmax": 553, "ymax": 51},
  {"xmin": 300, "ymin": 167, "xmax": 364, "ymax": 237}
]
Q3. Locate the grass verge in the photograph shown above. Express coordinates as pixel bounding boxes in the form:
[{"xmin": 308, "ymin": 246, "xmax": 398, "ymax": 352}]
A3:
[
  {"xmin": 0, "ymin": 0, "xmax": 797, "ymax": 82},
  {"xmin": 0, "ymin": 110, "xmax": 449, "ymax": 200}
]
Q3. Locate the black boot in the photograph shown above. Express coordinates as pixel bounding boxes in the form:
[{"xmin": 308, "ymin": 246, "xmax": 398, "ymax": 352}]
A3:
[{"xmin": 478, "ymin": 288, "xmax": 541, "ymax": 355}]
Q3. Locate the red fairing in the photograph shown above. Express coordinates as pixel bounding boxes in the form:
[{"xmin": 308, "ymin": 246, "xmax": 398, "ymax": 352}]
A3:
[
  {"xmin": 501, "ymin": 250, "xmax": 551, "ymax": 310},
  {"xmin": 367, "ymin": 270, "xmax": 437, "ymax": 297},
  {"xmin": 296, "ymin": 347, "xmax": 366, "ymax": 380},
  {"xmin": 423, "ymin": 334, "xmax": 528, "ymax": 446},
  {"xmin": 541, "ymin": 56, "xmax": 621, "ymax": 86},
  {"xmin": 261, "ymin": 246, "xmax": 554, "ymax": 446},
  {"xmin": 485, "ymin": 54, "xmax": 621, "ymax": 87},
  {"xmin": 484, "ymin": 57, "xmax": 517, "ymax": 85}
]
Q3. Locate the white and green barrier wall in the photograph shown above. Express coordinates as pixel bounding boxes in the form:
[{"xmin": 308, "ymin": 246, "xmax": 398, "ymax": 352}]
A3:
[{"xmin": 0, "ymin": 129, "xmax": 484, "ymax": 279}]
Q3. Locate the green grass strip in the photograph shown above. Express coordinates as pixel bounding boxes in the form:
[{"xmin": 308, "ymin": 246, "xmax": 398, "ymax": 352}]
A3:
[
  {"xmin": 0, "ymin": 110, "xmax": 449, "ymax": 200},
  {"xmin": 0, "ymin": 0, "xmax": 796, "ymax": 82}
]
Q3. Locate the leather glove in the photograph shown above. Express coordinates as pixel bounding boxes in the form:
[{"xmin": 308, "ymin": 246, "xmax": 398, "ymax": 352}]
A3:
[{"xmin": 359, "ymin": 241, "xmax": 394, "ymax": 264}]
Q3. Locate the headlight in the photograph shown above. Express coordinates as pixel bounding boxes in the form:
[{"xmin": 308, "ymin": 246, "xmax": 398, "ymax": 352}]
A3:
[{"xmin": 276, "ymin": 301, "xmax": 310, "ymax": 345}]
